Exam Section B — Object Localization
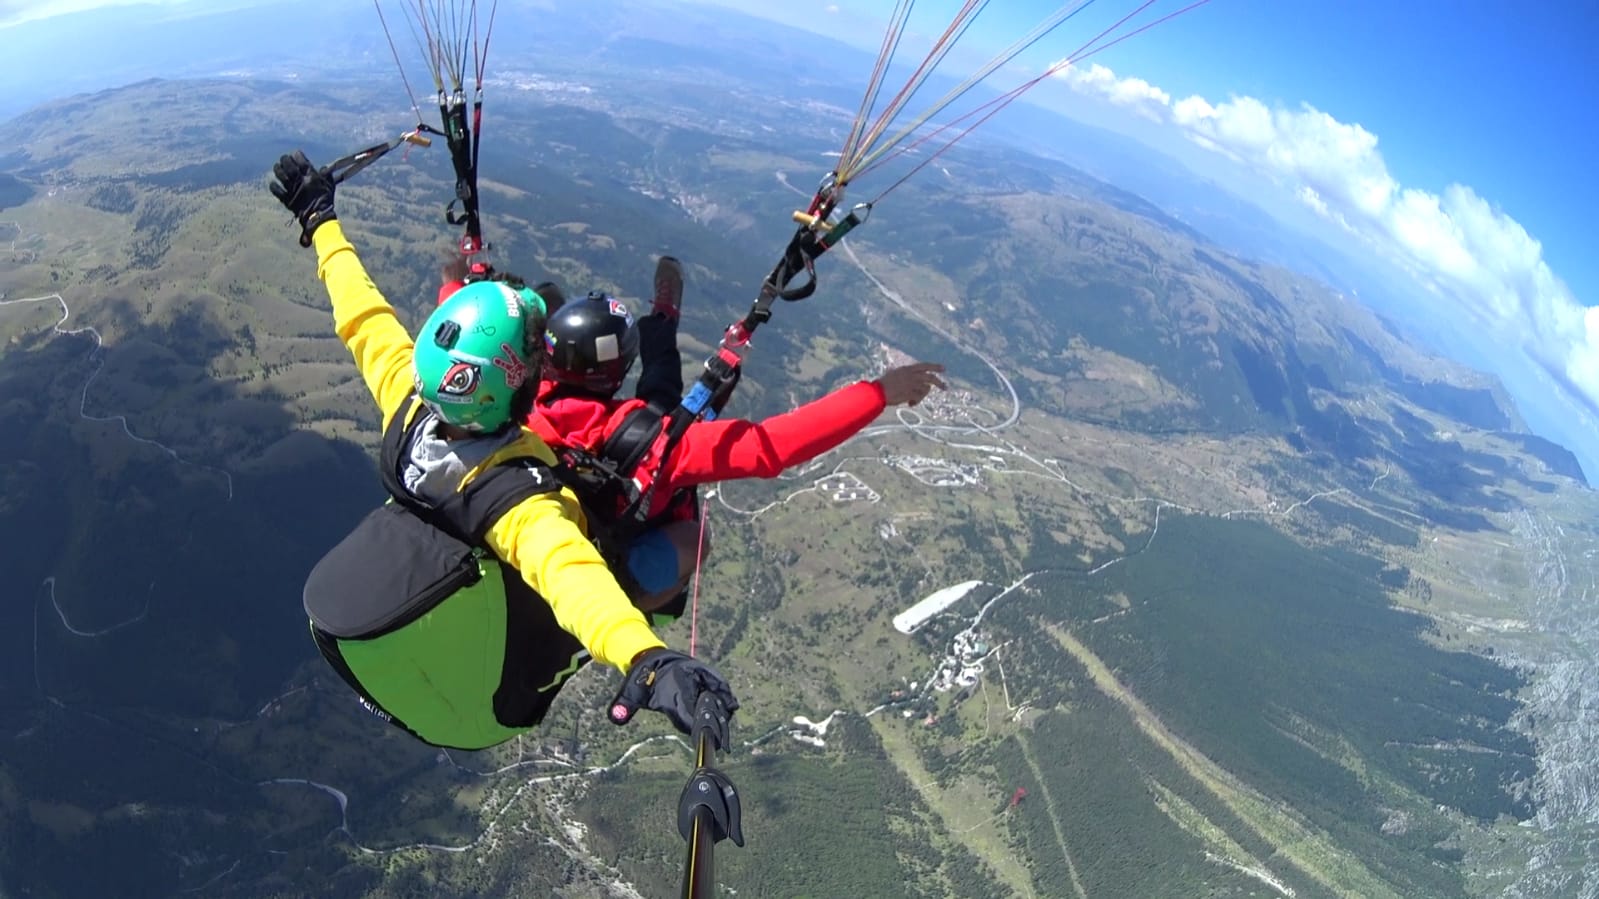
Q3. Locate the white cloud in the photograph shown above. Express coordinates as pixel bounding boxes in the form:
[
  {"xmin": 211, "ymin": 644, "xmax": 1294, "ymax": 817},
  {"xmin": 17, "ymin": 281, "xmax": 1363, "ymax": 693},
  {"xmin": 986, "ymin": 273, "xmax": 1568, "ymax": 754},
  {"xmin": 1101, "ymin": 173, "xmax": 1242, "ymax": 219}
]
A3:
[
  {"xmin": 1058, "ymin": 62, "xmax": 1169, "ymax": 122},
  {"xmin": 1296, "ymin": 185, "xmax": 1329, "ymax": 218},
  {"xmin": 1055, "ymin": 60, "xmax": 1599, "ymax": 432}
]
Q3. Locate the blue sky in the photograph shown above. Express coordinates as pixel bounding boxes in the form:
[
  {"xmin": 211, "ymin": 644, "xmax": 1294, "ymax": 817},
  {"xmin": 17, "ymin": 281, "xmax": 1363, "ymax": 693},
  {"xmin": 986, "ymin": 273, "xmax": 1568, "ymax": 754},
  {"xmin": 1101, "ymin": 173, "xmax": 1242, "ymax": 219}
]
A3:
[{"xmin": 1106, "ymin": 0, "xmax": 1599, "ymax": 309}]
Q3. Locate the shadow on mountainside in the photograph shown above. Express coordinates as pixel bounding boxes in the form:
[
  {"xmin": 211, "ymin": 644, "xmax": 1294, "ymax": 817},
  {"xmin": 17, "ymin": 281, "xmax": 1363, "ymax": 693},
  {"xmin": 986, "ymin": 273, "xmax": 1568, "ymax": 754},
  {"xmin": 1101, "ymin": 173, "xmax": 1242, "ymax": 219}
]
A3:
[{"xmin": 0, "ymin": 295, "xmax": 455, "ymax": 895}]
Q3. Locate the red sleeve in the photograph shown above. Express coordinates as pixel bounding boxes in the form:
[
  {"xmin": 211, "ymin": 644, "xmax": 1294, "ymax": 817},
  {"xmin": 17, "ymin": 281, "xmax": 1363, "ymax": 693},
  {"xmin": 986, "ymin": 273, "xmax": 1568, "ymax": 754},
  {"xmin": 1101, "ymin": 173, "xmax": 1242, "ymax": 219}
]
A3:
[
  {"xmin": 656, "ymin": 380, "xmax": 887, "ymax": 491},
  {"xmin": 437, "ymin": 279, "xmax": 466, "ymax": 306}
]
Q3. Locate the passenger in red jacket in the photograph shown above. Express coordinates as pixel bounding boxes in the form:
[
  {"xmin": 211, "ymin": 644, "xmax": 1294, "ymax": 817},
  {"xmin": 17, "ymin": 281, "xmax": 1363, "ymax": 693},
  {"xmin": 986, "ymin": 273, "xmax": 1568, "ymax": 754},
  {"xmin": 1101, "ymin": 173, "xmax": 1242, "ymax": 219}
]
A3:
[{"xmin": 527, "ymin": 257, "xmax": 946, "ymax": 613}]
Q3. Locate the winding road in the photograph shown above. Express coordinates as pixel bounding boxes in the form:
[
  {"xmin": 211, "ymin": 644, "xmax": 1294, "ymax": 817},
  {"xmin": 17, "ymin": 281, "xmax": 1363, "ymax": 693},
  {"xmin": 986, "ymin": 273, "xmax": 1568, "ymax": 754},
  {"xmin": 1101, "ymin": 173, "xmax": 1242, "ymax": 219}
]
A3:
[{"xmin": 0, "ymin": 290, "xmax": 235, "ymax": 499}]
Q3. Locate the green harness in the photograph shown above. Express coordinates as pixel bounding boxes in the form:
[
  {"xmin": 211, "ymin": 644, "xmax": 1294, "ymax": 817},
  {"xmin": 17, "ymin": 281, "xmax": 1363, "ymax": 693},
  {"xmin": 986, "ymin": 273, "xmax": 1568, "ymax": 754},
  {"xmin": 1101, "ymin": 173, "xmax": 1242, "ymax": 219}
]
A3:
[{"xmin": 302, "ymin": 397, "xmax": 592, "ymax": 750}]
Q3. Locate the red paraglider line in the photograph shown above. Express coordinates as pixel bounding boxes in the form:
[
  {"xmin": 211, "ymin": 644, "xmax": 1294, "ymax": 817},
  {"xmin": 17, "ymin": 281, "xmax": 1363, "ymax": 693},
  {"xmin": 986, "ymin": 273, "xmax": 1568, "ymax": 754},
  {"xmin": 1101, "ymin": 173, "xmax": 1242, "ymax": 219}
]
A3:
[{"xmin": 866, "ymin": 0, "xmax": 1212, "ymax": 202}]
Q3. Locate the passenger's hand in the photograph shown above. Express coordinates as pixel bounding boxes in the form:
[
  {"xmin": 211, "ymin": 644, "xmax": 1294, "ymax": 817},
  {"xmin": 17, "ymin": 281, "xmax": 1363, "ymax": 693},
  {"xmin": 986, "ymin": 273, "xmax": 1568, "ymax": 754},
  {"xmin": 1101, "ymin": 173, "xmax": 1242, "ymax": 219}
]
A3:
[
  {"xmin": 877, "ymin": 362, "xmax": 947, "ymax": 407},
  {"xmin": 608, "ymin": 648, "xmax": 738, "ymax": 750},
  {"xmin": 269, "ymin": 150, "xmax": 338, "ymax": 247}
]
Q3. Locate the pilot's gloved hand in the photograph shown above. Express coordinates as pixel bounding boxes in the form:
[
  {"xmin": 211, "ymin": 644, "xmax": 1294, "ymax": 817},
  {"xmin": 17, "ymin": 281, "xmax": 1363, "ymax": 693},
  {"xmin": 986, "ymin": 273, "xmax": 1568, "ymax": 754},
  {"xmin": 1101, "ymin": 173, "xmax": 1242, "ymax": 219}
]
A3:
[
  {"xmin": 608, "ymin": 648, "xmax": 738, "ymax": 750},
  {"xmin": 269, "ymin": 150, "xmax": 338, "ymax": 248}
]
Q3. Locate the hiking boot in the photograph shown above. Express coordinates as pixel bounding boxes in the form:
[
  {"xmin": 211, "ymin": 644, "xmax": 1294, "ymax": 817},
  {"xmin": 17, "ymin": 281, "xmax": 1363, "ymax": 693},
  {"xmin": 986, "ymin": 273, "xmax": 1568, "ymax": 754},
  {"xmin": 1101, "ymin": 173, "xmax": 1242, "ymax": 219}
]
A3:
[{"xmin": 652, "ymin": 256, "xmax": 684, "ymax": 321}]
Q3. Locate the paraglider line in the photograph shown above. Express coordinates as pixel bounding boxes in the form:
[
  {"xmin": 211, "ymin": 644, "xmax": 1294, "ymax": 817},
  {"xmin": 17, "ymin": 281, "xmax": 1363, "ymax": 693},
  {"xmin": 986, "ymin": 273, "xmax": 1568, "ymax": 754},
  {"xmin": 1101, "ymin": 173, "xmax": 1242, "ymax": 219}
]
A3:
[
  {"xmin": 860, "ymin": 0, "xmax": 1211, "ymax": 199},
  {"xmin": 849, "ymin": 0, "xmax": 1098, "ymax": 178},
  {"xmin": 690, "ymin": 503, "xmax": 710, "ymax": 657},
  {"xmin": 850, "ymin": 0, "xmax": 988, "ymax": 173},
  {"xmin": 372, "ymin": 0, "xmax": 427, "ymax": 123},
  {"xmin": 840, "ymin": 0, "xmax": 913, "ymax": 167}
]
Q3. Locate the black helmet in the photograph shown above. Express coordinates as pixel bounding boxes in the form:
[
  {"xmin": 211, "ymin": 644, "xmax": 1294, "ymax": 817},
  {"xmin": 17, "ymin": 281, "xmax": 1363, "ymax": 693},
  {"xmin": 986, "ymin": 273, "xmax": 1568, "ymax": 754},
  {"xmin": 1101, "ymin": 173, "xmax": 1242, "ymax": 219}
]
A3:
[{"xmin": 544, "ymin": 291, "xmax": 639, "ymax": 394}]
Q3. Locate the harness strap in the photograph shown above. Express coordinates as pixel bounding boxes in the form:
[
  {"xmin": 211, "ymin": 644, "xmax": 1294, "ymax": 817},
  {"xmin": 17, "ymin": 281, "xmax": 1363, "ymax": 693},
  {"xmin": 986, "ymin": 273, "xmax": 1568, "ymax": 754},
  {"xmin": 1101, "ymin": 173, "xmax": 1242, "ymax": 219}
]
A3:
[
  {"xmin": 378, "ymin": 396, "xmax": 561, "ymax": 545},
  {"xmin": 603, "ymin": 405, "xmax": 667, "ymax": 476}
]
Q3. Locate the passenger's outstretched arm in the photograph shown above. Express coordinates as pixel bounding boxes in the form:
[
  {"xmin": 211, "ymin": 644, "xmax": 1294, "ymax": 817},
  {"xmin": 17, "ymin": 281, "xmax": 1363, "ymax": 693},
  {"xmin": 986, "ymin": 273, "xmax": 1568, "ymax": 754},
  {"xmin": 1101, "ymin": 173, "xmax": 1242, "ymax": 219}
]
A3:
[{"xmin": 661, "ymin": 362, "xmax": 945, "ymax": 488}]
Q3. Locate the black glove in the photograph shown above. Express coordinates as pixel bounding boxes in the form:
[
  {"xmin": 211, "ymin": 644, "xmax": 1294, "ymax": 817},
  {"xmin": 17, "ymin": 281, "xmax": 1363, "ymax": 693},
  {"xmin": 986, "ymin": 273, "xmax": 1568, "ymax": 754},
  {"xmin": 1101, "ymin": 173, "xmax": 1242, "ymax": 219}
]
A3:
[
  {"xmin": 609, "ymin": 648, "xmax": 738, "ymax": 748},
  {"xmin": 269, "ymin": 150, "xmax": 338, "ymax": 248}
]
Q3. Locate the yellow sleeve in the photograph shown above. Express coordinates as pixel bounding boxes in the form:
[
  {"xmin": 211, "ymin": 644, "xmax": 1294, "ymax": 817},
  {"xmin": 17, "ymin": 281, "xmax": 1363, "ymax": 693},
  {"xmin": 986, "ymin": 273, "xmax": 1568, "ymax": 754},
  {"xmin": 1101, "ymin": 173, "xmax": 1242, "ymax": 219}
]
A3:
[
  {"xmin": 483, "ymin": 490, "xmax": 666, "ymax": 673},
  {"xmin": 311, "ymin": 220, "xmax": 417, "ymax": 428}
]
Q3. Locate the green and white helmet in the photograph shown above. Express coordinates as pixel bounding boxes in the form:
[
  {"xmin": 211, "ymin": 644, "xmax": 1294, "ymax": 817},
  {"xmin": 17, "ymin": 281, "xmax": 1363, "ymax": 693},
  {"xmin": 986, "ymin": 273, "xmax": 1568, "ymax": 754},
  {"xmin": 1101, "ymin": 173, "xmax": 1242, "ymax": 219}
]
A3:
[{"xmin": 412, "ymin": 279, "xmax": 548, "ymax": 433}]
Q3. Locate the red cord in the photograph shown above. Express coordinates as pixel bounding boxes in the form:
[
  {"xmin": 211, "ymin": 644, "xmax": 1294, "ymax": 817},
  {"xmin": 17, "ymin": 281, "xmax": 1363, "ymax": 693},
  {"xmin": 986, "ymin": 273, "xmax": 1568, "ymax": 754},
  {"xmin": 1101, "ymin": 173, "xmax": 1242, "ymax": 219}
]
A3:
[{"xmin": 689, "ymin": 502, "xmax": 711, "ymax": 656}]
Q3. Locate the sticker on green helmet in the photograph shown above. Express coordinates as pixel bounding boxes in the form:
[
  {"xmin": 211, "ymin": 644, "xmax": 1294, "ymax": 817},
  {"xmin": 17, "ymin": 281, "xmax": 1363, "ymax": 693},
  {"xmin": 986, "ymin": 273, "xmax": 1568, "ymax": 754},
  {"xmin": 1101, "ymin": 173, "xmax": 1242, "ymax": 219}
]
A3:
[{"xmin": 435, "ymin": 361, "xmax": 481, "ymax": 402}]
